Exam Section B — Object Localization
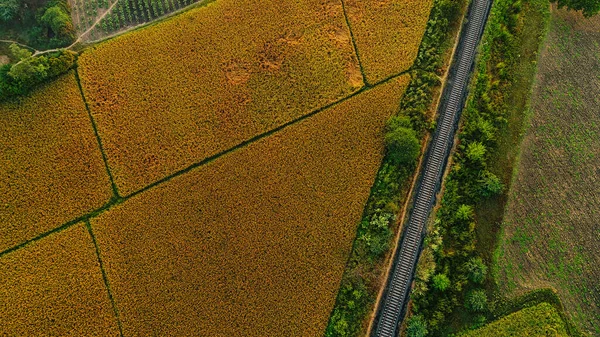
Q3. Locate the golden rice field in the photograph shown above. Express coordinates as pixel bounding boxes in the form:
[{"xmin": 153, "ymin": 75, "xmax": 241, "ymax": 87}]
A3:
[
  {"xmin": 78, "ymin": 0, "xmax": 363, "ymax": 195},
  {"xmin": 0, "ymin": 223, "xmax": 120, "ymax": 335},
  {"xmin": 344, "ymin": 0, "xmax": 434, "ymax": 83},
  {"xmin": 90, "ymin": 76, "xmax": 410, "ymax": 336},
  {"xmin": 0, "ymin": 72, "xmax": 112, "ymax": 252}
]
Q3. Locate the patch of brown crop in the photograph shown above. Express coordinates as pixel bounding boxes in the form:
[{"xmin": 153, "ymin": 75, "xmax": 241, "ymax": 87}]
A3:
[
  {"xmin": 345, "ymin": 0, "xmax": 434, "ymax": 83},
  {"xmin": 90, "ymin": 76, "xmax": 410, "ymax": 336},
  {"xmin": 0, "ymin": 223, "xmax": 120, "ymax": 335},
  {"xmin": 78, "ymin": 0, "xmax": 362, "ymax": 196},
  {"xmin": 0, "ymin": 72, "xmax": 113, "ymax": 252},
  {"xmin": 496, "ymin": 9, "xmax": 600, "ymax": 335}
]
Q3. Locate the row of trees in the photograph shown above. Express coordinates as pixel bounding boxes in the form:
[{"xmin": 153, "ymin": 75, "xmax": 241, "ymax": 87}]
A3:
[
  {"xmin": 325, "ymin": 0, "xmax": 465, "ymax": 335},
  {"xmin": 405, "ymin": 0, "xmax": 528, "ymax": 335}
]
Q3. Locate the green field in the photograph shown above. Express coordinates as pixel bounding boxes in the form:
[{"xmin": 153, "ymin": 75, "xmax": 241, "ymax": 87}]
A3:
[
  {"xmin": 459, "ymin": 303, "xmax": 569, "ymax": 337},
  {"xmin": 495, "ymin": 8, "xmax": 600, "ymax": 335}
]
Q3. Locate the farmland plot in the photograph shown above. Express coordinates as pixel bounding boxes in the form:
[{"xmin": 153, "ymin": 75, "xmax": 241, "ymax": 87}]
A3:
[
  {"xmin": 78, "ymin": 0, "xmax": 363, "ymax": 195},
  {"xmin": 0, "ymin": 73, "xmax": 112, "ymax": 252},
  {"xmin": 496, "ymin": 8, "xmax": 600, "ymax": 336},
  {"xmin": 0, "ymin": 224, "xmax": 120, "ymax": 335},
  {"xmin": 69, "ymin": 0, "xmax": 204, "ymax": 42},
  {"xmin": 344, "ymin": 0, "xmax": 434, "ymax": 83},
  {"xmin": 90, "ymin": 76, "xmax": 409, "ymax": 336}
]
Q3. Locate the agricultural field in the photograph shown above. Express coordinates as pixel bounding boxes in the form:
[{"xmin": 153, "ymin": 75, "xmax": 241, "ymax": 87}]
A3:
[
  {"xmin": 344, "ymin": 0, "xmax": 434, "ymax": 83},
  {"xmin": 69, "ymin": 0, "xmax": 204, "ymax": 42},
  {"xmin": 459, "ymin": 303, "xmax": 569, "ymax": 337},
  {"xmin": 89, "ymin": 76, "xmax": 410, "ymax": 336},
  {"xmin": 0, "ymin": 72, "xmax": 112, "ymax": 252},
  {"xmin": 495, "ymin": 8, "xmax": 600, "ymax": 336},
  {"xmin": 0, "ymin": 223, "xmax": 120, "ymax": 335},
  {"xmin": 78, "ymin": 0, "xmax": 364, "ymax": 195}
]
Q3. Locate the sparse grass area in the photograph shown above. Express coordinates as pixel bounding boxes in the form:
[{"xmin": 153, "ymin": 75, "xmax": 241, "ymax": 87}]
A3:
[
  {"xmin": 495, "ymin": 8, "xmax": 600, "ymax": 335},
  {"xmin": 78, "ymin": 0, "xmax": 363, "ymax": 195},
  {"xmin": 90, "ymin": 77, "xmax": 410, "ymax": 336},
  {"xmin": 459, "ymin": 302, "xmax": 569, "ymax": 337},
  {"xmin": 344, "ymin": 0, "xmax": 434, "ymax": 84},
  {"xmin": 0, "ymin": 72, "xmax": 112, "ymax": 252}
]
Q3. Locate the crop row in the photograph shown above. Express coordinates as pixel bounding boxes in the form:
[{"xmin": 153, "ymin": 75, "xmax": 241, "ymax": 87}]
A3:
[{"xmin": 95, "ymin": 0, "xmax": 198, "ymax": 36}]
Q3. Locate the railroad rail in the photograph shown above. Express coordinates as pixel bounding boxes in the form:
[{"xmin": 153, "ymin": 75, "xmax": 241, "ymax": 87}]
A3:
[{"xmin": 371, "ymin": 0, "xmax": 492, "ymax": 335}]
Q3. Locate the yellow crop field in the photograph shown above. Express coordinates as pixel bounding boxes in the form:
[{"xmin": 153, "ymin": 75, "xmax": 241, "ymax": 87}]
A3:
[
  {"xmin": 0, "ymin": 223, "xmax": 120, "ymax": 335},
  {"xmin": 90, "ymin": 76, "xmax": 410, "ymax": 336},
  {"xmin": 78, "ymin": 0, "xmax": 363, "ymax": 196},
  {"xmin": 345, "ymin": 0, "xmax": 434, "ymax": 83},
  {"xmin": 0, "ymin": 72, "xmax": 112, "ymax": 252}
]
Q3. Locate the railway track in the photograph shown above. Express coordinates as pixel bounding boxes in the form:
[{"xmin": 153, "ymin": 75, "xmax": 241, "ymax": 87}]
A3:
[{"xmin": 371, "ymin": 0, "xmax": 492, "ymax": 335}]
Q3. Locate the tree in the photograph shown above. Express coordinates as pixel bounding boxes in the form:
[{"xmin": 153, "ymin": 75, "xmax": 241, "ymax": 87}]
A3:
[
  {"xmin": 432, "ymin": 273, "xmax": 451, "ymax": 292},
  {"xmin": 385, "ymin": 124, "xmax": 420, "ymax": 167},
  {"xmin": 40, "ymin": 5, "xmax": 75, "ymax": 39},
  {"xmin": 465, "ymin": 289, "xmax": 488, "ymax": 312},
  {"xmin": 0, "ymin": 0, "xmax": 19, "ymax": 22},
  {"xmin": 9, "ymin": 43, "xmax": 32, "ymax": 61},
  {"xmin": 464, "ymin": 257, "xmax": 488, "ymax": 284},
  {"xmin": 477, "ymin": 170, "xmax": 503, "ymax": 198},
  {"xmin": 455, "ymin": 204, "xmax": 474, "ymax": 222},
  {"xmin": 406, "ymin": 315, "xmax": 428, "ymax": 337},
  {"xmin": 554, "ymin": 0, "xmax": 600, "ymax": 18},
  {"xmin": 465, "ymin": 141, "xmax": 486, "ymax": 163}
]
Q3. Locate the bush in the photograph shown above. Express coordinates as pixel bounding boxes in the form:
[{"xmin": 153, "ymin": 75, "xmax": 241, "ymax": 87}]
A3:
[
  {"xmin": 466, "ymin": 289, "xmax": 488, "ymax": 312},
  {"xmin": 432, "ymin": 273, "xmax": 451, "ymax": 292},
  {"xmin": 464, "ymin": 257, "xmax": 488, "ymax": 284},
  {"xmin": 477, "ymin": 170, "xmax": 503, "ymax": 198},
  {"xmin": 407, "ymin": 314, "xmax": 429, "ymax": 337},
  {"xmin": 385, "ymin": 125, "xmax": 421, "ymax": 167}
]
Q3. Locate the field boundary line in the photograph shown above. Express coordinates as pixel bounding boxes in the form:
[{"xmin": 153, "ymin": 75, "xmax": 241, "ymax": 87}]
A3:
[
  {"xmin": 74, "ymin": 67, "xmax": 121, "ymax": 199},
  {"xmin": 0, "ymin": 70, "xmax": 408, "ymax": 260},
  {"xmin": 339, "ymin": 0, "xmax": 369, "ymax": 86},
  {"xmin": 124, "ymin": 71, "xmax": 409, "ymax": 199},
  {"xmin": 85, "ymin": 220, "xmax": 125, "ymax": 337}
]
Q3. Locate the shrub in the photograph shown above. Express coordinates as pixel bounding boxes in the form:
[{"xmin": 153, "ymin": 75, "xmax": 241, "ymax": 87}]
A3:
[
  {"xmin": 477, "ymin": 170, "xmax": 503, "ymax": 198},
  {"xmin": 432, "ymin": 273, "xmax": 451, "ymax": 292},
  {"xmin": 465, "ymin": 141, "xmax": 487, "ymax": 163},
  {"xmin": 407, "ymin": 314, "xmax": 429, "ymax": 337},
  {"xmin": 464, "ymin": 257, "xmax": 488, "ymax": 284},
  {"xmin": 385, "ymin": 125, "xmax": 421, "ymax": 167},
  {"xmin": 466, "ymin": 289, "xmax": 488, "ymax": 312}
]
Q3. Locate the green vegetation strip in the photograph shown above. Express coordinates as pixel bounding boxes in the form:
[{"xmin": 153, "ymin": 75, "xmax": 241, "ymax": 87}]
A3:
[
  {"xmin": 406, "ymin": 0, "xmax": 555, "ymax": 335},
  {"xmin": 325, "ymin": 0, "xmax": 466, "ymax": 335}
]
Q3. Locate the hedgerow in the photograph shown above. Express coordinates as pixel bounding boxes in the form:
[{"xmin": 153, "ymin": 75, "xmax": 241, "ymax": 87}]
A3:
[
  {"xmin": 90, "ymin": 77, "xmax": 410, "ymax": 336},
  {"xmin": 408, "ymin": 0, "xmax": 550, "ymax": 335},
  {"xmin": 78, "ymin": 0, "xmax": 362, "ymax": 195},
  {"xmin": 0, "ymin": 45, "xmax": 76, "ymax": 102},
  {"xmin": 325, "ymin": 1, "xmax": 466, "ymax": 336},
  {"xmin": 344, "ymin": 0, "xmax": 434, "ymax": 83}
]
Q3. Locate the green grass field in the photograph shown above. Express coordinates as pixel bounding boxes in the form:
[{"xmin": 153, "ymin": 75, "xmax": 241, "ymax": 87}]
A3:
[
  {"xmin": 495, "ymin": 8, "xmax": 600, "ymax": 336},
  {"xmin": 459, "ymin": 303, "xmax": 569, "ymax": 337}
]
